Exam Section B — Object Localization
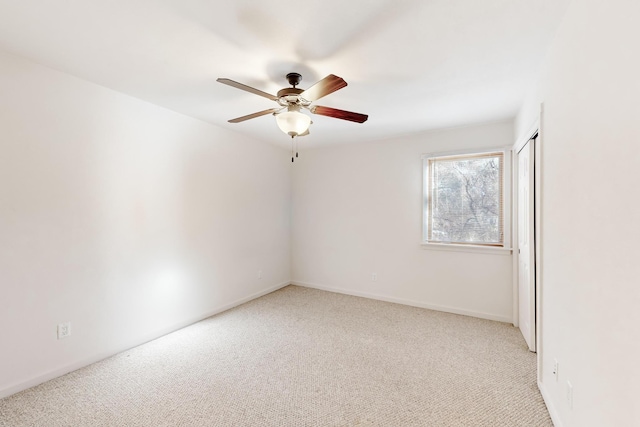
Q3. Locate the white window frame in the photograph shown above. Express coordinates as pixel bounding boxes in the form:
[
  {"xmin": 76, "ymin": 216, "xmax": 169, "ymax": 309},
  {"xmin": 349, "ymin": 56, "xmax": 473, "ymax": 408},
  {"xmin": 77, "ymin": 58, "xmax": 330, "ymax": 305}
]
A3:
[{"xmin": 421, "ymin": 147, "xmax": 512, "ymax": 255}]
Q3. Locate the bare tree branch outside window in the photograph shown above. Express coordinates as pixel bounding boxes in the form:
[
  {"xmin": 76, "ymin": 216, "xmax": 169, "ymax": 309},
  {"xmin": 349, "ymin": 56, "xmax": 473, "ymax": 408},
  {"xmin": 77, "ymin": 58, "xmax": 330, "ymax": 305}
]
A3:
[{"xmin": 427, "ymin": 153, "xmax": 503, "ymax": 245}]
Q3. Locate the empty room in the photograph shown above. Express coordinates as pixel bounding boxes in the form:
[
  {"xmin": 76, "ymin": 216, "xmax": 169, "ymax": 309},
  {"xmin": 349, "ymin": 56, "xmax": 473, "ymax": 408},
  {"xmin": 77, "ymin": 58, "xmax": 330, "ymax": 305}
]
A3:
[{"xmin": 0, "ymin": 1, "xmax": 638, "ymax": 426}]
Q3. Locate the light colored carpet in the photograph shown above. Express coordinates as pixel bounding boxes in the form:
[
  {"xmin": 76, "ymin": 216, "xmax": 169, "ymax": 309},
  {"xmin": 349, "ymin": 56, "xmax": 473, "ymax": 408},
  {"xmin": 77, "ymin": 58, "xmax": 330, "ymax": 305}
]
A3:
[{"xmin": 0, "ymin": 285, "xmax": 552, "ymax": 426}]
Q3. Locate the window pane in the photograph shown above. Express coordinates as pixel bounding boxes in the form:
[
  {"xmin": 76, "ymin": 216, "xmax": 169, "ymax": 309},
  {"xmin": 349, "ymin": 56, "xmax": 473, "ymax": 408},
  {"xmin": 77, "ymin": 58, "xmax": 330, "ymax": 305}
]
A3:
[{"xmin": 428, "ymin": 154, "xmax": 502, "ymax": 244}]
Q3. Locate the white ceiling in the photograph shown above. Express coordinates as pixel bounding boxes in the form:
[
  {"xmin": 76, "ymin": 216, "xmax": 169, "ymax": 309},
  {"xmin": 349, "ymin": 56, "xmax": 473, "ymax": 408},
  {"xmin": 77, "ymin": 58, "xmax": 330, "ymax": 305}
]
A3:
[{"xmin": 0, "ymin": 0, "xmax": 570, "ymax": 148}]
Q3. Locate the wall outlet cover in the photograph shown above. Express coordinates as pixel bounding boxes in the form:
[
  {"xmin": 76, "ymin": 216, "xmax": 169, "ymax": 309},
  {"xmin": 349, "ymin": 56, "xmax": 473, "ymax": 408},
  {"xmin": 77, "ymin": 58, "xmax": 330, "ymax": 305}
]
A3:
[{"xmin": 57, "ymin": 322, "xmax": 71, "ymax": 339}]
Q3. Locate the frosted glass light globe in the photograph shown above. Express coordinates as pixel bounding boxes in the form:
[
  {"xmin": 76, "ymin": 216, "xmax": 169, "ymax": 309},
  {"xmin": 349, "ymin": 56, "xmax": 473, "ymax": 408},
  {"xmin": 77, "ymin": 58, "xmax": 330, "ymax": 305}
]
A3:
[{"xmin": 276, "ymin": 110, "xmax": 311, "ymax": 137}]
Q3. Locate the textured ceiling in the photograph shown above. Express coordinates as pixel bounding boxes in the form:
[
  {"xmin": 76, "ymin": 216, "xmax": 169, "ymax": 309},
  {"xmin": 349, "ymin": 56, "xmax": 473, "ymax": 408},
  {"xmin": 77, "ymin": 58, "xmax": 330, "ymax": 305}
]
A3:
[{"xmin": 0, "ymin": 0, "xmax": 570, "ymax": 148}]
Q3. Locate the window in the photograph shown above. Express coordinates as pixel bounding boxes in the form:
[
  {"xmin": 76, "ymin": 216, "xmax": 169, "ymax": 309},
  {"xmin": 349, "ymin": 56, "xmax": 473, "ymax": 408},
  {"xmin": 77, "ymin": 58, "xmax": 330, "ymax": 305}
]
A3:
[{"xmin": 423, "ymin": 150, "xmax": 505, "ymax": 247}]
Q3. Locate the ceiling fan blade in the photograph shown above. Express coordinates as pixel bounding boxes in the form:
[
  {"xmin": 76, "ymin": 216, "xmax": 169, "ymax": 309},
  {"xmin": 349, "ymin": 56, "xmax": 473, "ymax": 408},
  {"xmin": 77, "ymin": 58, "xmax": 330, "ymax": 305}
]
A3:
[
  {"xmin": 228, "ymin": 108, "xmax": 281, "ymax": 123},
  {"xmin": 310, "ymin": 105, "xmax": 368, "ymax": 123},
  {"xmin": 300, "ymin": 74, "xmax": 347, "ymax": 102},
  {"xmin": 217, "ymin": 78, "xmax": 278, "ymax": 101}
]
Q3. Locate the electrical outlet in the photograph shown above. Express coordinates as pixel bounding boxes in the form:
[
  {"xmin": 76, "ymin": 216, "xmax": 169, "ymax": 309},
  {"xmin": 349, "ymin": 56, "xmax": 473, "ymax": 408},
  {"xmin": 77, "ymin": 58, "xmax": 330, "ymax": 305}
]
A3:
[
  {"xmin": 552, "ymin": 359, "xmax": 559, "ymax": 381},
  {"xmin": 57, "ymin": 322, "xmax": 71, "ymax": 339},
  {"xmin": 371, "ymin": 273, "xmax": 377, "ymax": 282},
  {"xmin": 258, "ymin": 269, "xmax": 262, "ymax": 279},
  {"xmin": 566, "ymin": 380, "xmax": 573, "ymax": 409}
]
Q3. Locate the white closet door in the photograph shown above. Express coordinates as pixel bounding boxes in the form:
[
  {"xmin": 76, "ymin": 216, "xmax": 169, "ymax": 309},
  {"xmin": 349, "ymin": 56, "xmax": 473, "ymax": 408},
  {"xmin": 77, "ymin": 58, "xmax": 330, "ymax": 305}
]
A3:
[{"xmin": 518, "ymin": 138, "xmax": 536, "ymax": 351}]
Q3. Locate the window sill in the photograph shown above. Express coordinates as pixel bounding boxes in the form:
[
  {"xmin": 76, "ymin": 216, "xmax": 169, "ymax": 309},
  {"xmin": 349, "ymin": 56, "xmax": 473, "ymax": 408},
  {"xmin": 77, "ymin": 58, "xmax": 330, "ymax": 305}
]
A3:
[{"xmin": 421, "ymin": 242, "xmax": 513, "ymax": 255}]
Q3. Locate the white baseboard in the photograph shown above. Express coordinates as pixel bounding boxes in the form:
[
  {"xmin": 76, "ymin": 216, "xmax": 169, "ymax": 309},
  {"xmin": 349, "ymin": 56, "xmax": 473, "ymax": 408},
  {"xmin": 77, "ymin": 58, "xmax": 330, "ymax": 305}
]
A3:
[
  {"xmin": 538, "ymin": 379, "xmax": 563, "ymax": 427},
  {"xmin": 0, "ymin": 280, "xmax": 290, "ymax": 399},
  {"xmin": 291, "ymin": 281, "xmax": 512, "ymax": 323}
]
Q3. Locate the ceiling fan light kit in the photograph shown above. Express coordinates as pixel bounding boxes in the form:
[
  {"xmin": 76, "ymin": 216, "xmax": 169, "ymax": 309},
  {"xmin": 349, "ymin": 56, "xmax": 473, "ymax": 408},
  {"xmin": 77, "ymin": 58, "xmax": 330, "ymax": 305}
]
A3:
[
  {"xmin": 276, "ymin": 106, "xmax": 312, "ymax": 137},
  {"xmin": 217, "ymin": 72, "xmax": 368, "ymax": 161}
]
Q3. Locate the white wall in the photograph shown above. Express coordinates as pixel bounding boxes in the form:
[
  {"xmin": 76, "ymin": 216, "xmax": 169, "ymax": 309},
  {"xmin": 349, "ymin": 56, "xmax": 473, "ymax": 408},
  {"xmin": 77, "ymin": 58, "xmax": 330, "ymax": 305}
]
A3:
[
  {"xmin": 516, "ymin": 0, "xmax": 640, "ymax": 425},
  {"xmin": 0, "ymin": 51, "xmax": 291, "ymax": 398},
  {"xmin": 292, "ymin": 122, "xmax": 514, "ymax": 322}
]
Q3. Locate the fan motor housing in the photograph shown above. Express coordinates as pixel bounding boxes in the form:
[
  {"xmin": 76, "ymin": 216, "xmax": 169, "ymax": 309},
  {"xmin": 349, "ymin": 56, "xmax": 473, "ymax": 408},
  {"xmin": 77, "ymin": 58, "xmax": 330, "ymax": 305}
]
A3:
[
  {"xmin": 277, "ymin": 87, "xmax": 310, "ymax": 107},
  {"xmin": 277, "ymin": 87, "xmax": 304, "ymax": 97}
]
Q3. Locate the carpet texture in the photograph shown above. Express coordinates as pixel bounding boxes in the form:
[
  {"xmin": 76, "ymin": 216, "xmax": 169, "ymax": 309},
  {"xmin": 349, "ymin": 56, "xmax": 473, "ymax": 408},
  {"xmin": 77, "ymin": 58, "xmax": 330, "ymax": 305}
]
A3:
[{"xmin": 0, "ymin": 286, "xmax": 552, "ymax": 426}]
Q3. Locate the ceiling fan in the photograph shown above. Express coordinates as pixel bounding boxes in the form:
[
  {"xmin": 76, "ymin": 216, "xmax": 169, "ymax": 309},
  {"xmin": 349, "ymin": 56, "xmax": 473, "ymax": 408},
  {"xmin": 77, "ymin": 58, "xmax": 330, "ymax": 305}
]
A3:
[{"xmin": 216, "ymin": 73, "xmax": 368, "ymax": 140}]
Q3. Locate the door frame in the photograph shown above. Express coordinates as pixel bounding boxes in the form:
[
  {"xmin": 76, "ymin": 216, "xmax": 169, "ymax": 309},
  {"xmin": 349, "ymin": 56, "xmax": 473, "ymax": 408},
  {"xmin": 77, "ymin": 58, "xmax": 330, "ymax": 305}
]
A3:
[{"xmin": 512, "ymin": 113, "xmax": 543, "ymax": 363}]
